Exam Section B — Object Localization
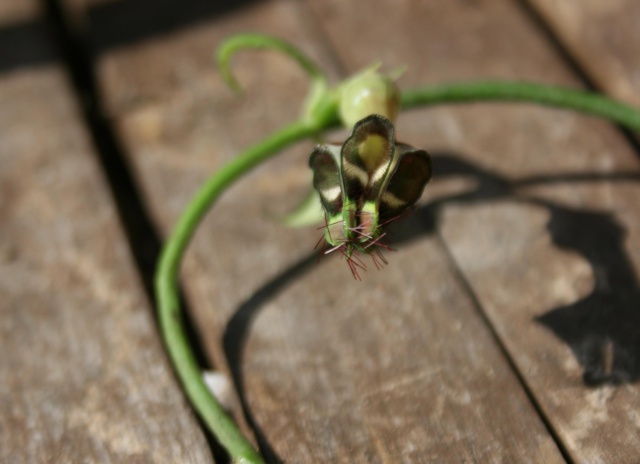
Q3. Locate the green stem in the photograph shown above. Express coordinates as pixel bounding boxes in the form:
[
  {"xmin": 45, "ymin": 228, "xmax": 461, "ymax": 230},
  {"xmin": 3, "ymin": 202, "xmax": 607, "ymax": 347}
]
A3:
[
  {"xmin": 216, "ymin": 33, "xmax": 328, "ymax": 94},
  {"xmin": 155, "ymin": 78, "xmax": 640, "ymax": 463},
  {"xmin": 155, "ymin": 119, "xmax": 319, "ymax": 464},
  {"xmin": 401, "ymin": 80, "xmax": 640, "ymax": 130}
]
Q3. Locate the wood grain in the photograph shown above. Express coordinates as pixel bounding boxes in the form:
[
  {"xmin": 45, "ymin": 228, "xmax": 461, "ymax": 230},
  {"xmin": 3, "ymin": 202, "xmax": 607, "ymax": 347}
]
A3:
[
  {"xmin": 310, "ymin": 0, "xmax": 640, "ymax": 461},
  {"xmin": 87, "ymin": 0, "xmax": 586, "ymax": 461},
  {"xmin": 0, "ymin": 4, "xmax": 212, "ymax": 463},
  {"xmin": 41, "ymin": 0, "xmax": 639, "ymax": 461},
  {"xmin": 526, "ymin": 0, "xmax": 640, "ymax": 106}
]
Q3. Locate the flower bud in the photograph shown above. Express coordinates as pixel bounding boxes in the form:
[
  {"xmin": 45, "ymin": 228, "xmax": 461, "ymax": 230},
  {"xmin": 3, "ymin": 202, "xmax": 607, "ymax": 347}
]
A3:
[{"xmin": 338, "ymin": 67, "xmax": 401, "ymax": 128}]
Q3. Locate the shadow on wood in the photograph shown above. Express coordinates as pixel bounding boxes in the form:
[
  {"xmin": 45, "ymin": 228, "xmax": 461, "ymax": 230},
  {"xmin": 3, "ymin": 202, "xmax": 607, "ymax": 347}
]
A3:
[
  {"xmin": 223, "ymin": 253, "xmax": 318, "ymax": 464},
  {"xmin": 421, "ymin": 153, "xmax": 640, "ymax": 385},
  {"xmin": 0, "ymin": 0, "xmax": 259, "ymax": 73},
  {"xmin": 85, "ymin": 0, "xmax": 260, "ymax": 54},
  {"xmin": 219, "ymin": 150, "xmax": 639, "ymax": 460},
  {"xmin": 0, "ymin": 19, "xmax": 58, "ymax": 72},
  {"xmin": 538, "ymin": 207, "xmax": 640, "ymax": 385}
]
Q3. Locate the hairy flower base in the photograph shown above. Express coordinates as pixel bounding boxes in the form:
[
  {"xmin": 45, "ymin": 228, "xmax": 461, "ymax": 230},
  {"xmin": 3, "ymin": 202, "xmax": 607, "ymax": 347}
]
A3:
[{"xmin": 315, "ymin": 210, "xmax": 409, "ymax": 280}]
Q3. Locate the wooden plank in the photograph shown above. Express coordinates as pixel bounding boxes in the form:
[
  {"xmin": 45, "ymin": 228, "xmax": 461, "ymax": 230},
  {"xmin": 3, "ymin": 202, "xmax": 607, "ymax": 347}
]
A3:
[
  {"xmin": 525, "ymin": 0, "xmax": 640, "ymax": 106},
  {"xmin": 88, "ymin": 0, "xmax": 345, "ymax": 440},
  {"xmin": 310, "ymin": 0, "xmax": 640, "ymax": 461},
  {"xmin": 0, "ymin": 5, "xmax": 213, "ymax": 463},
  {"xmin": 91, "ymin": 0, "xmax": 568, "ymax": 462},
  {"xmin": 0, "ymin": 0, "xmax": 39, "ymax": 22}
]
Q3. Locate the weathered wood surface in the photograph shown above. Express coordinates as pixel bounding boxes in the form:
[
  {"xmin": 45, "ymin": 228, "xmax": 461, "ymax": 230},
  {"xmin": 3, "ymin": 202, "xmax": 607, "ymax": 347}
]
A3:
[
  {"xmin": 6, "ymin": 0, "xmax": 640, "ymax": 462},
  {"xmin": 0, "ymin": 3, "xmax": 212, "ymax": 463},
  {"xmin": 88, "ymin": 0, "xmax": 568, "ymax": 462},
  {"xmin": 309, "ymin": 0, "xmax": 640, "ymax": 462},
  {"xmin": 86, "ymin": 0, "xmax": 640, "ymax": 462},
  {"xmin": 527, "ymin": 0, "xmax": 640, "ymax": 106}
]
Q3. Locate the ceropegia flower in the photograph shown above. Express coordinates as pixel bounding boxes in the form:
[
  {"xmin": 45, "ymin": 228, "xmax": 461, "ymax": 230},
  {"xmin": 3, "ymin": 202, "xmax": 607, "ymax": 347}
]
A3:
[{"xmin": 309, "ymin": 114, "xmax": 432, "ymax": 279}]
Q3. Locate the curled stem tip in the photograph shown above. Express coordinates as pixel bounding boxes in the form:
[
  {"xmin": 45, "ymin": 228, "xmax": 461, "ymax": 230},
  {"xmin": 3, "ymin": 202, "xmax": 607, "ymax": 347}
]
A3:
[{"xmin": 216, "ymin": 33, "xmax": 328, "ymax": 94}]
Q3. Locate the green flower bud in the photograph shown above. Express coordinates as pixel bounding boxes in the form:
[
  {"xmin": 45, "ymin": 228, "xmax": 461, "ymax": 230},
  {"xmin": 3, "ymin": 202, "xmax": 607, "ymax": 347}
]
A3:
[{"xmin": 338, "ymin": 66, "xmax": 401, "ymax": 128}]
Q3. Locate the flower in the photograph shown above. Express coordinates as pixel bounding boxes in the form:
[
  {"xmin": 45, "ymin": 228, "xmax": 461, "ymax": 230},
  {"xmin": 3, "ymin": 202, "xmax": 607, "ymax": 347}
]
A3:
[{"xmin": 309, "ymin": 114, "xmax": 432, "ymax": 278}]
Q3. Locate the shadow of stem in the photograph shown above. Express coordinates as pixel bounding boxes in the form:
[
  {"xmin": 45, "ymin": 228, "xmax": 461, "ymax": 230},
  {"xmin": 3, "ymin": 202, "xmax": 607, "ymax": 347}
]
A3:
[{"xmin": 221, "ymin": 151, "xmax": 640, "ymax": 458}]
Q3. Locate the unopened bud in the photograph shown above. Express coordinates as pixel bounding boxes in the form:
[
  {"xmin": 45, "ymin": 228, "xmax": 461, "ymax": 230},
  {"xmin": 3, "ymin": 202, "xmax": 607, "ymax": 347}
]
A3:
[{"xmin": 338, "ymin": 67, "xmax": 401, "ymax": 127}]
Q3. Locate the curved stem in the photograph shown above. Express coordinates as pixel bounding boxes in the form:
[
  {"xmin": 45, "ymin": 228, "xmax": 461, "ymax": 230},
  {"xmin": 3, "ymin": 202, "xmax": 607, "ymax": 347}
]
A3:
[
  {"xmin": 401, "ymin": 81, "xmax": 640, "ymax": 131},
  {"xmin": 215, "ymin": 33, "xmax": 337, "ymax": 125},
  {"xmin": 155, "ymin": 119, "xmax": 319, "ymax": 464},
  {"xmin": 155, "ymin": 77, "xmax": 639, "ymax": 463},
  {"xmin": 216, "ymin": 33, "xmax": 328, "ymax": 94}
]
